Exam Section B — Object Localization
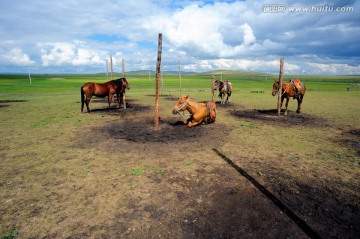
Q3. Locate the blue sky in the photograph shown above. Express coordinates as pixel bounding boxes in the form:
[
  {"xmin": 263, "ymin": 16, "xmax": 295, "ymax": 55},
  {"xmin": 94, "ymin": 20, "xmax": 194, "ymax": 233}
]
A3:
[{"xmin": 0, "ymin": 0, "xmax": 359, "ymax": 74}]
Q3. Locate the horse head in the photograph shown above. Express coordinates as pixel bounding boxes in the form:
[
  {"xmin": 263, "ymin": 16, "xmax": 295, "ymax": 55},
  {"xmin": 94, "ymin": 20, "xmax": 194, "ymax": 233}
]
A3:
[
  {"xmin": 172, "ymin": 95, "xmax": 189, "ymax": 114},
  {"xmin": 122, "ymin": 78, "xmax": 130, "ymax": 90},
  {"xmin": 272, "ymin": 80, "xmax": 280, "ymax": 96},
  {"xmin": 213, "ymin": 80, "xmax": 222, "ymax": 90}
]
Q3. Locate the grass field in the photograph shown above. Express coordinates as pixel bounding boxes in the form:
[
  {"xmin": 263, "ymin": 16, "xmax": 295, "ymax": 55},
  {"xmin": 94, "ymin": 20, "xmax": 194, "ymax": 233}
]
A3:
[{"xmin": 0, "ymin": 72, "xmax": 359, "ymax": 238}]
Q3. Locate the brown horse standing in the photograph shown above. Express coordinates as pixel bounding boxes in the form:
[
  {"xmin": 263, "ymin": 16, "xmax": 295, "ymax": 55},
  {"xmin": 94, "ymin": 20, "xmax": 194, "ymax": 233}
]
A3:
[
  {"xmin": 81, "ymin": 78, "xmax": 130, "ymax": 113},
  {"xmin": 213, "ymin": 79, "xmax": 233, "ymax": 104},
  {"xmin": 272, "ymin": 79, "xmax": 306, "ymax": 115},
  {"xmin": 172, "ymin": 95, "xmax": 216, "ymax": 127}
]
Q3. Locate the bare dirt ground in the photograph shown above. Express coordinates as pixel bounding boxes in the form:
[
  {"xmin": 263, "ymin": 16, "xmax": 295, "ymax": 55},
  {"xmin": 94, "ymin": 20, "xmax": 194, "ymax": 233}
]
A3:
[{"xmin": 71, "ymin": 97, "xmax": 360, "ymax": 239}]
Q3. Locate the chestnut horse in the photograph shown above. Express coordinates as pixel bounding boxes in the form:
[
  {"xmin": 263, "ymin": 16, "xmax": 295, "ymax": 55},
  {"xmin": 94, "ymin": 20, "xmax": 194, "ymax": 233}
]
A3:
[
  {"xmin": 81, "ymin": 78, "xmax": 130, "ymax": 113},
  {"xmin": 172, "ymin": 95, "xmax": 216, "ymax": 127},
  {"xmin": 271, "ymin": 79, "xmax": 306, "ymax": 115},
  {"xmin": 213, "ymin": 79, "xmax": 233, "ymax": 104}
]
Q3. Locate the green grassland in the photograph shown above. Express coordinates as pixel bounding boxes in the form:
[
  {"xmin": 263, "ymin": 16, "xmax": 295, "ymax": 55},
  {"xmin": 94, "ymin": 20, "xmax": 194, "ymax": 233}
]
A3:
[{"xmin": 0, "ymin": 71, "xmax": 359, "ymax": 238}]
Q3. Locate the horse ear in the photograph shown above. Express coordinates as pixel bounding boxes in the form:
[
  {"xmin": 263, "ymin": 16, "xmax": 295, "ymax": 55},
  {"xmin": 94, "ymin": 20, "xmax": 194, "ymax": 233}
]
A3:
[{"xmin": 185, "ymin": 95, "xmax": 189, "ymax": 99}]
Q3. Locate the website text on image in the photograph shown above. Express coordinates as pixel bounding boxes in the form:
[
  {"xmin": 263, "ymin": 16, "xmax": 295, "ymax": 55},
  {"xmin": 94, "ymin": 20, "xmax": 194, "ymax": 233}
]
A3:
[{"xmin": 261, "ymin": 4, "xmax": 354, "ymax": 13}]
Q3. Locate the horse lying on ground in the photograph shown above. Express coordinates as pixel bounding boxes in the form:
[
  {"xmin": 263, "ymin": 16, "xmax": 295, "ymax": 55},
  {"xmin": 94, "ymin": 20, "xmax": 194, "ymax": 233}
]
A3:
[
  {"xmin": 213, "ymin": 79, "xmax": 233, "ymax": 104},
  {"xmin": 272, "ymin": 79, "xmax": 306, "ymax": 115},
  {"xmin": 81, "ymin": 78, "xmax": 130, "ymax": 113},
  {"xmin": 172, "ymin": 95, "xmax": 216, "ymax": 127}
]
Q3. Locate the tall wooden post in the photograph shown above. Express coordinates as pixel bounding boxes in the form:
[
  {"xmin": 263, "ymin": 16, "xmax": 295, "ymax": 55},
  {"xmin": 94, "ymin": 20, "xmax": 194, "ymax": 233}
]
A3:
[
  {"xmin": 154, "ymin": 33, "xmax": 162, "ymax": 130},
  {"xmin": 122, "ymin": 58, "xmax": 126, "ymax": 109},
  {"xmin": 211, "ymin": 74, "xmax": 215, "ymax": 102},
  {"xmin": 106, "ymin": 60, "xmax": 109, "ymax": 80},
  {"xmin": 277, "ymin": 57, "xmax": 284, "ymax": 116},
  {"xmin": 122, "ymin": 58, "xmax": 125, "ymax": 77},
  {"xmin": 110, "ymin": 55, "xmax": 114, "ymax": 80},
  {"xmin": 178, "ymin": 60, "xmax": 182, "ymax": 97},
  {"xmin": 28, "ymin": 69, "xmax": 32, "ymax": 84}
]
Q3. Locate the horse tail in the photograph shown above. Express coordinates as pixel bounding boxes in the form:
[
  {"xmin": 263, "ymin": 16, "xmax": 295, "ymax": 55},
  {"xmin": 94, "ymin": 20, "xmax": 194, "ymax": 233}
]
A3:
[{"xmin": 81, "ymin": 86, "xmax": 85, "ymax": 113}]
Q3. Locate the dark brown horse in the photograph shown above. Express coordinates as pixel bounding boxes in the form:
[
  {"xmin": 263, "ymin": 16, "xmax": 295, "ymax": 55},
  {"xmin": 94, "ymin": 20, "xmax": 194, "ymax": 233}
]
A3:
[
  {"xmin": 81, "ymin": 78, "xmax": 130, "ymax": 113},
  {"xmin": 213, "ymin": 79, "xmax": 233, "ymax": 104},
  {"xmin": 172, "ymin": 95, "xmax": 216, "ymax": 127},
  {"xmin": 272, "ymin": 79, "xmax": 306, "ymax": 115}
]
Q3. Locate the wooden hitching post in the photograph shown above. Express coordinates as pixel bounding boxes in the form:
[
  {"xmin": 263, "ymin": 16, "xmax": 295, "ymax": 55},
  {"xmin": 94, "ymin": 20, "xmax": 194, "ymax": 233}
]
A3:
[
  {"xmin": 154, "ymin": 33, "xmax": 162, "ymax": 130},
  {"xmin": 211, "ymin": 74, "xmax": 215, "ymax": 102},
  {"xmin": 110, "ymin": 55, "xmax": 114, "ymax": 80},
  {"xmin": 277, "ymin": 57, "xmax": 284, "ymax": 116},
  {"xmin": 122, "ymin": 58, "xmax": 125, "ymax": 77},
  {"xmin": 122, "ymin": 58, "xmax": 126, "ymax": 109},
  {"xmin": 178, "ymin": 60, "xmax": 182, "ymax": 97},
  {"xmin": 106, "ymin": 60, "xmax": 109, "ymax": 80}
]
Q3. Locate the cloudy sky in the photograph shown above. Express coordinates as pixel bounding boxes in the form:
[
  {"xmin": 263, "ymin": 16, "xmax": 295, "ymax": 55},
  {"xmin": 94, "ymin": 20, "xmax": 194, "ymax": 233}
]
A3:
[{"xmin": 0, "ymin": 0, "xmax": 359, "ymax": 74}]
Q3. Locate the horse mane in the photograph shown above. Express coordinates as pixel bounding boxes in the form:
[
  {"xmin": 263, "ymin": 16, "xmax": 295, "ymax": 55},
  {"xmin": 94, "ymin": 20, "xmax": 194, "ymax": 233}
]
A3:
[{"xmin": 113, "ymin": 77, "xmax": 126, "ymax": 86}]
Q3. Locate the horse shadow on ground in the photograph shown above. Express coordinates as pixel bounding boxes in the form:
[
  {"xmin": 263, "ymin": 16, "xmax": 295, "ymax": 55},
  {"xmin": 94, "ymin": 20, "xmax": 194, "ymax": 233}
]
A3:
[
  {"xmin": 0, "ymin": 100, "xmax": 28, "ymax": 109},
  {"xmin": 80, "ymin": 99, "xmax": 152, "ymax": 116}
]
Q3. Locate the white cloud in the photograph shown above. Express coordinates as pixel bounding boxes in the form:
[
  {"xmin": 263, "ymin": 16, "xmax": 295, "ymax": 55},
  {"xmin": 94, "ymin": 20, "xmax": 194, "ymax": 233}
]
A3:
[
  {"xmin": 146, "ymin": 3, "xmax": 285, "ymax": 59},
  {"xmin": 40, "ymin": 42, "xmax": 109, "ymax": 67},
  {"xmin": 241, "ymin": 23, "xmax": 256, "ymax": 45},
  {"xmin": 0, "ymin": 48, "xmax": 35, "ymax": 66},
  {"xmin": 0, "ymin": 0, "xmax": 359, "ymax": 74},
  {"xmin": 305, "ymin": 62, "xmax": 360, "ymax": 75}
]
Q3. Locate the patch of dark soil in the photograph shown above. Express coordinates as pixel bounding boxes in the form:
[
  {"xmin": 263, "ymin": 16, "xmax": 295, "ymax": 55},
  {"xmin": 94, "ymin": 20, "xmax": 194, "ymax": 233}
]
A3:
[
  {"xmin": 263, "ymin": 167, "xmax": 360, "ymax": 239},
  {"xmin": 98, "ymin": 117, "xmax": 229, "ymax": 145},
  {"xmin": 230, "ymin": 108, "xmax": 330, "ymax": 128},
  {"xmin": 212, "ymin": 150, "xmax": 360, "ymax": 239},
  {"xmin": 337, "ymin": 128, "xmax": 360, "ymax": 156}
]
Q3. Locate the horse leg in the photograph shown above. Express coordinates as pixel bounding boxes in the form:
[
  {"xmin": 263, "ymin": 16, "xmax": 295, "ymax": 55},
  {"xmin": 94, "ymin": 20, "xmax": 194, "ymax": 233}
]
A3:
[
  {"xmin": 81, "ymin": 87, "xmax": 85, "ymax": 113},
  {"xmin": 119, "ymin": 93, "xmax": 123, "ymax": 108},
  {"xmin": 116, "ymin": 93, "xmax": 121, "ymax": 109},
  {"xmin": 85, "ymin": 95, "xmax": 91, "ymax": 113},
  {"xmin": 187, "ymin": 112, "xmax": 205, "ymax": 127},
  {"xmin": 284, "ymin": 96, "xmax": 290, "ymax": 115},
  {"xmin": 183, "ymin": 115, "xmax": 193, "ymax": 125},
  {"xmin": 296, "ymin": 94, "xmax": 303, "ymax": 113},
  {"xmin": 226, "ymin": 94, "xmax": 230, "ymax": 104},
  {"xmin": 187, "ymin": 117, "xmax": 202, "ymax": 127},
  {"xmin": 187, "ymin": 121, "xmax": 201, "ymax": 127},
  {"xmin": 108, "ymin": 93, "xmax": 114, "ymax": 110}
]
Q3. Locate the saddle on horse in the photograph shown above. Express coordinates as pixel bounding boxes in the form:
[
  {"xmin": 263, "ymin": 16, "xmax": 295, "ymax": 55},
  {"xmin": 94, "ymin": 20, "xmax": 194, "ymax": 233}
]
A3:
[
  {"xmin": 224, "ymin": 80, "xmax": 231, "ymax": 95},
  {"xmin": 290, "ymin": 79, "xmax": 302, "ymax": 94}
]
